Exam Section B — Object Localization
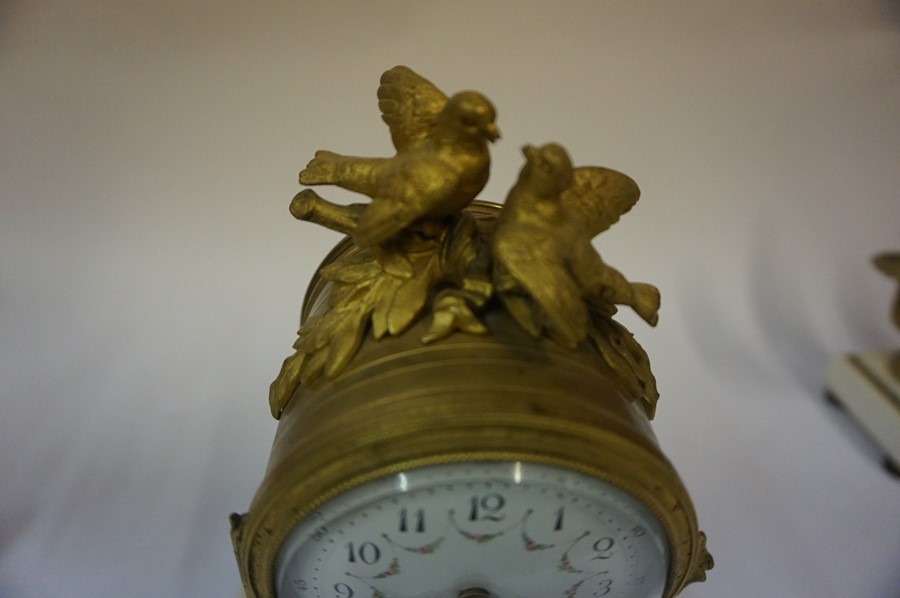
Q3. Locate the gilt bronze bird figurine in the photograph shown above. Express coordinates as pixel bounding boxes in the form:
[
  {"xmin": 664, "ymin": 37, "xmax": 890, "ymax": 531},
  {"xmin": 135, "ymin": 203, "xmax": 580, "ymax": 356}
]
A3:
[
  {"xmin": 298, "ymin": 66, "xmax": 500, "ymax": 276},
  {"xmin": 492, "ymin": 143, "xmax": 660, "ymax": 349}
]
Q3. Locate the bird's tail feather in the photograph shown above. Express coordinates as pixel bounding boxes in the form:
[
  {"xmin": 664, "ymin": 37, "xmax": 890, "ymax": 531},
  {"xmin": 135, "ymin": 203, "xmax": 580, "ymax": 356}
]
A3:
[
  {"xmin": 300, "ymin": 151, "xmax": 385, "ymax": 196},
  {"xmin": 299, "ymin": 150, "xmax": 343, "ymax": 185},
  {"xmin": 630, "ymin": 283, "xmax": 660, "ymax": 326}
]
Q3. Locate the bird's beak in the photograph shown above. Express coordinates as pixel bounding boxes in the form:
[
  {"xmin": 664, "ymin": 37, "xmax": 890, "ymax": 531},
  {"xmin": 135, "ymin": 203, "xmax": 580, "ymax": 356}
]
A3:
[
  {"xmin": 522, "ymin": 144, "xmax": 537, "ymax": 160},
  {"xmin": 485, "ymin": 123, "xmax": 501, "ymax": 142}
]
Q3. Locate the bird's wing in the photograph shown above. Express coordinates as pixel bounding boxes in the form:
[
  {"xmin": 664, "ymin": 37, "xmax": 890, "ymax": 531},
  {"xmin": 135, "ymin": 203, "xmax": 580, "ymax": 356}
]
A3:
[
  {"xmin": 494, "ymin": 231, "xmax": 588, "ymax": 347},
  {"xmin": 377, "ymin": 66, "xmax": 448, "ymax": 152},
  {"xmin": 560, "ymin": 166, "xmax": 641, "ymax": 238}
]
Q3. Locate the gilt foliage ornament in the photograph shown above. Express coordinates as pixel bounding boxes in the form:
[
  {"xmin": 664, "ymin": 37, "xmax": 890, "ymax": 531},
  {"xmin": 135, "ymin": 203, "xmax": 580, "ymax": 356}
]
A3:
[{"xmin": 270, "ymin": 66, "xmax": 661, "ymax": 420}]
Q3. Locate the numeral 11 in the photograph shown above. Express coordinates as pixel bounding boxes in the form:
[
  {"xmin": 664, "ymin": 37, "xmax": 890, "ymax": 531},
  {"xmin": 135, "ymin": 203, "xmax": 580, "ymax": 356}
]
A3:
[{"xmin": 399, "ymin": 508, "xmax": 425, "ymax": 533}]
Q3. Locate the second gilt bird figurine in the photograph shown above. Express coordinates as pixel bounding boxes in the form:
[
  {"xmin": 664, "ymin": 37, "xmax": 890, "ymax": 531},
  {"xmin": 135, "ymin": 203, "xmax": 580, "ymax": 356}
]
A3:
[
  {"xmin": 299, "ymin": 66, "xmax": 500, "ymax": 276},
  {"xmin": 493, "ymin": 143, "xmax": 661, "ymax": 349}
]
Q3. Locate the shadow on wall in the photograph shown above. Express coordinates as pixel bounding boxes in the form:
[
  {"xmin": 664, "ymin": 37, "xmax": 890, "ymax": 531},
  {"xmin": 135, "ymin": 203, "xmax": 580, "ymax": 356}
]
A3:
[
  {"xmin": 747, "ymin": 214, "xmax": 831, "ymax": 396},
  {"xmin": 677, "ymin": 210, "xmax": 850, "ymax": 397},
  {"xmin": 746, "ymin": 210, "xmax": 892, "ymax": 396}
]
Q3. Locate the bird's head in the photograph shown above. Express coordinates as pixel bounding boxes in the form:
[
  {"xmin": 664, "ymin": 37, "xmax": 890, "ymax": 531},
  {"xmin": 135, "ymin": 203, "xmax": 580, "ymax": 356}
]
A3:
[
  {"xmin": 441, "ymin": 91, "xmax": 500, "ymax": 143},
  {"xmin": 521, "ymin": 143, "xmax": 573, "ymax": 195}
]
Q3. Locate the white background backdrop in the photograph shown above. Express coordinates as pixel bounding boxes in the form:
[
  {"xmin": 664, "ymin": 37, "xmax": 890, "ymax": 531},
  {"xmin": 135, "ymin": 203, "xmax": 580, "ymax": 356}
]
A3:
[{"xmin": 2, "ymin": 1, "xmax": 898, "ymax": 597}]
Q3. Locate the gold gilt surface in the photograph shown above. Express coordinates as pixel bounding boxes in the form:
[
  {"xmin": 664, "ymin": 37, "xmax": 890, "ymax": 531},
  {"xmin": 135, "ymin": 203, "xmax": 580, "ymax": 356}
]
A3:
[
  {"xmin": 873, "ymin": 252, "xmax": 900, "ymax": 380},
  {"xmin": 873, "ymin": 252, "xmax": 900, "ymax": 331},
  {"xmin": 235, "ymin": 304, "xmax": 711, "ymax": 597},
  {"xmin": 233, "ymin": 66, "xmax": 711, "ymax": 597}
]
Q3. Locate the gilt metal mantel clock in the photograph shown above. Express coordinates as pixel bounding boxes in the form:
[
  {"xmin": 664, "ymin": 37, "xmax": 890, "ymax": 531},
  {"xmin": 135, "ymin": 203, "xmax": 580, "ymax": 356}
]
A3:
[{"xmin": 231, "ymin": 66, "xmax": 713, "ymax": 598}]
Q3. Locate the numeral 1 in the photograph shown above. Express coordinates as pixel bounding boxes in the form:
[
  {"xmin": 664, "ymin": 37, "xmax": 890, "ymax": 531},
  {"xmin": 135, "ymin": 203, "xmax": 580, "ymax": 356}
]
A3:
[{"xmin": 554, "ymin": 507, "xmax": 565, "ymax": 531}]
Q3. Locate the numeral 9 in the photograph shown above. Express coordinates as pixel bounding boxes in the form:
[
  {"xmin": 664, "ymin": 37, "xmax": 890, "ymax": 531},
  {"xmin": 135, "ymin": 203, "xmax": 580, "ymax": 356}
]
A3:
[{"xmin": 334, "ymin": 582, "xmax": 354, "ymax": 597}]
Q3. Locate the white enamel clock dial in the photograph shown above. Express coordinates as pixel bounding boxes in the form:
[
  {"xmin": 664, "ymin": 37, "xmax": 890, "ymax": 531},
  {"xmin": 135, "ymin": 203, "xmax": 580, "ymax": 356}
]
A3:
[{"xmin": 275, "ymin": 462, "xmax": 669, "ymax": 598}]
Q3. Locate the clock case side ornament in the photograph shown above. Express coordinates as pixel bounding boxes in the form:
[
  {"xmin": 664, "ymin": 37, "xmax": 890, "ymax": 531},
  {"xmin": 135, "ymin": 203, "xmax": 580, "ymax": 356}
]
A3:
[{"xmin": 230, "ymin": 66, "xmax": 713, "ymax": 597}]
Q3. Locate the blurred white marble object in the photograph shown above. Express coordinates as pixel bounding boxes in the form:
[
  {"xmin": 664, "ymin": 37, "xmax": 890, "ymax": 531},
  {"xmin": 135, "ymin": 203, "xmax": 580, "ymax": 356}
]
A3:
[{"xmin": 825, "ymin": 351, "xmax": 900, "ymax": 475}]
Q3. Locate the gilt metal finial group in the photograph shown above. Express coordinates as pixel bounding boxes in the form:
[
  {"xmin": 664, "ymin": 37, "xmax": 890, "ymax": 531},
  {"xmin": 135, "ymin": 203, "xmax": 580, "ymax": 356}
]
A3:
[{"xmin": 271, "ymin": 66, "xmax": 660, "ymax": 419}]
